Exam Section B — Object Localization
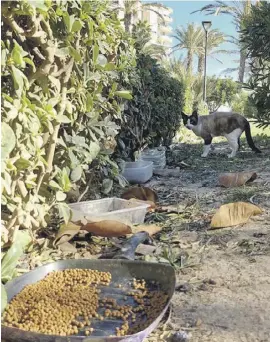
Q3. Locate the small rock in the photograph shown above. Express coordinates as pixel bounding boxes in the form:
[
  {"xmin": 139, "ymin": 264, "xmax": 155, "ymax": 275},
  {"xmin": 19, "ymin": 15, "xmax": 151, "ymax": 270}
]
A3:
[
  {"xmin": 195, "ymin": 318, "xmax": 202, "ymax": 327},
  {"xmin": 208, "ymin": 279, "xmax": 217, "ymax": 285},
  {"xmin": 203, "ymin": 278, "xmax": 217, "ymax": 285},
  {"xmin": 175, "ymin": 283, "xmax": 192, "ymax": 293},
  {"xmin": 198, "ymin": 283, "xmax": 208, "ymax": 291},
  {"xmin": 170, "ymin": 331, "xmax": 189, "ymax": 342}
]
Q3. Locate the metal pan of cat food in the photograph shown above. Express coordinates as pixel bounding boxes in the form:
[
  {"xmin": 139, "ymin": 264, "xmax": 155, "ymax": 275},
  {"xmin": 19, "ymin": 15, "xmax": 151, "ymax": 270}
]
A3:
[{"xmin": 2, "ymin": 236, "xmax": 175, "ymax": 342}]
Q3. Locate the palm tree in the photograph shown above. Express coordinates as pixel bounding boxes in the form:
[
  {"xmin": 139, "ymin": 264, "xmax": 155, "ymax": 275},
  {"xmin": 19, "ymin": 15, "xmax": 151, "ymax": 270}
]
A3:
[
  {"xmin": 116, "ymin": 0, "xmax": 168, "ymax": 33},
  {"xmin": 192, "ymin": 0, "xmax": 254, "ymax": 82},
  {"xmin": 132, "ymin": 20, "xmax": 167, "ymax": 60},
  {"xmin": 172, "ymin": 24, "xmax": 227, "ymax": 75},
  {"xmin": 172, "ymin": 23, "xmax": 204, "ymax": 73},
  {"xmin": 197, "ymin": 29, "xmax": 229, "ymax": 76}
]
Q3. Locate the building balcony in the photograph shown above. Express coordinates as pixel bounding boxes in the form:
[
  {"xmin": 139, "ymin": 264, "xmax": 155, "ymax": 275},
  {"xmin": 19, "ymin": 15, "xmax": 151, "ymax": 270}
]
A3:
[
  {"xmin": 159, "ymin": 6, "xmax": 173, "ymax": 16},
  {"xmin": 162, "ymin": 15, "xmax": 173, "ymax": 23},
  {"xmin": 159, "ymin": 25, "xmax": 172, "ymax": 34}
]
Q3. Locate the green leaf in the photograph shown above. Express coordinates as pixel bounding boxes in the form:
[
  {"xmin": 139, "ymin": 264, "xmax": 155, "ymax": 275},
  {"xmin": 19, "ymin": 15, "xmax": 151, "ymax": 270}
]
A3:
[
  {"xmin": 49, "ymin": 180, "xmax": 62, "ymax": 190},
  {"xmin": 105, "ymin": 63, "xmax": 116, "ymax": 71},
  {"xmin": 115, "ymin": 90, "xmax": 133, "ymax": 100},
  {"xmin": 63, "ymin": 13, "xmax": 75, "ymax": 32},
  {"xmin": 55, "ymin": 47, "xmax": 70, "ymax": 58},
  {"xmin": 59, "ymin": 168, "xmax": 71, "ymax": 192},
  {"xmin": 86, "ymin": 94, "xmax": 93, "ymax": 111},
  {"xmin": 14, "ymin": 158, "xmax": 31, "ymax": 170},
  {"xmin": 111, "ymin": 82, "xmax": 118, "ymax": 93},
  {"xmin": 89, "ymin": 141, "xmax": 100, "ymax": 160},
  {"xmin": 2, "ymin": 47, "xmax": 7, "ymax": 67},
  {"xmin": 1, "ymin": 284, "xmax": 7, "ymax": 313},
  {"xmin": 48, "ymin": 75, "xmax": 61, "ymax": 93},
  {"xmin": 97, "ymin": 54, "xmax": 107, "ymax": 67},
  {"xmin": 57, "ymin": 202, "xmax": 72, "ymax": 224},
  {"xmin": 1, "ymin": 230, "xmax": 32, "ymax": 283},
  {"xmin": 71, "ymin": 165, "xmax": 82, "ymax": 182},
  {"xmin": 1, "ymin": 123, "xmax": 16, "ymax": 161},
  {"xmin": 102, "ymin": 178, "xmax": 113, "ymax": 194},
  {"xmin": 69, "ymin": 46, "xmax": 82, "ymax": 63},
  {"xmin": 56, "ymin": 191, "xmax": 67, "ymax": 201},
  {"xmin": 11, "ymin": 41, "xmax": 25, "ymax": 67},
  {"xmin": 93, "ymin": 44, "xmax": 99, "ymax": 65},
  {"xmin": 72, "ymin": 19, "xmax": 83, "ymax": 33},
  {"xmin": 2, "ymin": 171, "xmax": 12, "ymax": 195},
  {"xmin": 58, "ymin": 114, "xmax": 71, "ymax": 123},
  {"xmin": 11, "ymin": 65, "xmax": 29, "ymax": 96},
  {"xmin": 30, "ymin": 0, "xmax": 48, "ymax": 11},
  {"xmin": 88, "ymin": 20, "xmax": 94, "ymax": 39},
  {"xmin": 23, "ymin": 57, "xmax": 36, "ymax": 72}
]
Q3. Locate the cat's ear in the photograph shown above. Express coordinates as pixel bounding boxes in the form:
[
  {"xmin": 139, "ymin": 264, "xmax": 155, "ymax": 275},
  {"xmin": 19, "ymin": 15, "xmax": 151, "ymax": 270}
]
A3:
[
  {"xmin": 181, "ymin": 112, "xmax": 187, "ymax": 118},
  {"xmin": 192, "ymin": 110, "xmax": 198, "ymax": 118}
]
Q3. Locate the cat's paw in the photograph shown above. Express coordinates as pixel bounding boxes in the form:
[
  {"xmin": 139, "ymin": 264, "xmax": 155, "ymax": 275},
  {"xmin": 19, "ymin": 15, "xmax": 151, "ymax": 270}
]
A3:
[
  {"xmin": 201, "ymin": 154, "xmax": 208, "ymax": 158},
  {"xmin": 227, "ymin": 153, "xmax": 235, "ymax": 159}
]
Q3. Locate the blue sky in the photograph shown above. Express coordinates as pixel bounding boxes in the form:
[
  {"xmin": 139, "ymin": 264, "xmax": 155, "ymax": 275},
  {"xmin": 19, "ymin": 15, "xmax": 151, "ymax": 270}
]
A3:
[{"xmin": 144, "ymin": 1, "xmax": 239, "ymax": 79}]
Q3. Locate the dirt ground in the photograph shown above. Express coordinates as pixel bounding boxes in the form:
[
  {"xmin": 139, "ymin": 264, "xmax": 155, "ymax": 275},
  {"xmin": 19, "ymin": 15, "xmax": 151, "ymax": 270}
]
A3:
[
  {"xmin": 145, "ymin": 139, "xmax": 270, "ymax": 342},
  {"xmin": 6, "ymin": 138, "xmax": 269, "ymax": 342}
]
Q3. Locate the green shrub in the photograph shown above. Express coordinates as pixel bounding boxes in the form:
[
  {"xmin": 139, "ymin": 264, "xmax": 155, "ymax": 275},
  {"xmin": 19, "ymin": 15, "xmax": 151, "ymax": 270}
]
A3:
[
  {"xmin": 1, "ymin": 0, "xmax": 135, "ymax": 242},
  {"xmin": 117, "ymin": 54, "xmax": 184, "ymax": 160},
  {"xmin": 240, "ymin": 2, "xmax": 270, "ymax": 127}
]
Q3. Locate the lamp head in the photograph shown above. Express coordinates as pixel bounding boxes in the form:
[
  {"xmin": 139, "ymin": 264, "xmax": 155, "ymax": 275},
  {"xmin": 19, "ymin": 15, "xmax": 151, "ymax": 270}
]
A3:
[{"xmin": 202, "ymin": 21, "xmax": 212, "ymax": 32}]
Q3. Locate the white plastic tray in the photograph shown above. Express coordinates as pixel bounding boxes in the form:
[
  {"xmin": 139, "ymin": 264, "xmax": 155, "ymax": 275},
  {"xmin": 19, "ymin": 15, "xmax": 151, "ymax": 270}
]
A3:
[{"xmin": 69, "ymin": 198, "xmax": 150, "ymax": 224}]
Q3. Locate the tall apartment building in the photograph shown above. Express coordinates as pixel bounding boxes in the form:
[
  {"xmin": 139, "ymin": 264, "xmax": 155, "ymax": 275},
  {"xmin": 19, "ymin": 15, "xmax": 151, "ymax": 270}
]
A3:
[
  {"xmin": 112, "ymin": 0, "xmax": 173, "ymax": 55},
  {"xmin": 141, "ymin": 5, "xmax": 173, "ymax": 53}
]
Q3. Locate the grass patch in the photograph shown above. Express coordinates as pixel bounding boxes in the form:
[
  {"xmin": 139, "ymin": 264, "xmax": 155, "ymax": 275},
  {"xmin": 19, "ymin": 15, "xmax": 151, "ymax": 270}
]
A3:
[{"xmin": 224, "ymin": 186, "xmax": 260, "ymax": 204}]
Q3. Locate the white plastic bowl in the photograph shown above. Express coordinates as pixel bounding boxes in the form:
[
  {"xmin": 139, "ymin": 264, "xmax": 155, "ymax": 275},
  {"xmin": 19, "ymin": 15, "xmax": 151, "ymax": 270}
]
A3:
[{"xmin": 122, "ymin": 161, "xmax": 153, "ymax": 184}]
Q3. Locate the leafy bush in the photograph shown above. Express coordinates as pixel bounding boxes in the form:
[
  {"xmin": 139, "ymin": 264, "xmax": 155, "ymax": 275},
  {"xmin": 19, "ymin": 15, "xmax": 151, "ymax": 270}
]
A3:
[
  {"xmin": 231, "ymin": 90, "xmax": 258, "ymax": 118},
  {"xmin": 240, "ymin": 2, "xmax": 270, "ymax": 127},
  {"xmin": 116, "ymin": 23, "xmax": 184, "ymax": 160},
  {"xmin": 117, "ymin": 54, "xmax": 184, "ymax": 159},
  {"xmin": 1, "ymin": 0, "xmax": 135, "ymax": 243},
  {"xmin": 206, "ymin": 77, "xmax": 239, "ymax": 112}
]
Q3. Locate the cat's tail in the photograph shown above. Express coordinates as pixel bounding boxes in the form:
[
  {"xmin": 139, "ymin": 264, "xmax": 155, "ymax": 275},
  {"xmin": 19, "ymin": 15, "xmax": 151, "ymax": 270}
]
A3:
[{"xmin": 244, "ymin": 121, "xmax": 261, "ymax": 153}]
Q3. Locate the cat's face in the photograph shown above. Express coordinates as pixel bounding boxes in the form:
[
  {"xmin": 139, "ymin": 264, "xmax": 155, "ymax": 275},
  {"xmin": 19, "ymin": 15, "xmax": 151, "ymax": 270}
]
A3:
[{"xmin": 181, "ymin": 110, "xmax": 199, "ymax": 130}]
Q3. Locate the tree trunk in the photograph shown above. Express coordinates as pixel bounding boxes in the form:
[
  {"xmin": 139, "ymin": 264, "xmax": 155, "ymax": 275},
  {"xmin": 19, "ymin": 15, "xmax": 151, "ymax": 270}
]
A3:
[
  {"xmin": 124, "ymin": 13, "xmax": 132, "ymax": 33},
  {"xmin": 197, "ymin": 55, "xmax": 204, "ymax": 75},
  {"xmin": 238, "ymin": 49, "xmax": 246, "ymax": 83},
  {"xmin": 186, "ymin": 50, "xmax": 193, "ymax": 73}
]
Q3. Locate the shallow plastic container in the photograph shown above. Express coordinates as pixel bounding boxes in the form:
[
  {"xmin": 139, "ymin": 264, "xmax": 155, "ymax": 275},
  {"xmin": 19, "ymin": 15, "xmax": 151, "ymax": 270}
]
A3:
[
  {"xmin": 140, "ymin": 147, "xmax": 166, "ymax": 170},
  {"xmin": 122, "ymin": 161, "xmax": 153, "ymax": 184},
  {"xmin": 153, "ymin": 160, "xmax": 166, "ymax": 170},
  {"xmin": 69, "ymin": 198, "xmax": 150, "ymax": 224},
  {"xmin": 140, "ymin": 149, "xmax": 165, "ymax": 162}
]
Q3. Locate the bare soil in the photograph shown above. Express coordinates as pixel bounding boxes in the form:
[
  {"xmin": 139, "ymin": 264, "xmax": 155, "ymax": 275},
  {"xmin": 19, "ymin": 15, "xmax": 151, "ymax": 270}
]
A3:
[
  {"xmin": 8, "ymin": 139, "xmax": 270, "ymax": 342},
  {"xmin": 145, "ymin": 140, "xmax": 270, "ymax": 342}
]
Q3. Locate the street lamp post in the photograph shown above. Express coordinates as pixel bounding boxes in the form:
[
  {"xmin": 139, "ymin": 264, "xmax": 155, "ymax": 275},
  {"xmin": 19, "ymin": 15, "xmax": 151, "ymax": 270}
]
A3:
[{"xmin": 202, "ymin": 21, "xmax": 212, "ymax": 103}]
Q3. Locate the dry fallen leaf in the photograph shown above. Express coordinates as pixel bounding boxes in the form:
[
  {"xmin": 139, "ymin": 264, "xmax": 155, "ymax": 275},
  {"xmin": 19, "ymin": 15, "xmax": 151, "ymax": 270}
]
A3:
[
  {"xmin": 82, "ymin": 220, "xmax": 132, "ymax": 237},
  {"xmin": 121, "ymin": 186, "xmax": 158, "ymax": 203},
  {"xmin": 53, "ymin": 222, "xmax": 81, "ymax": 246},
  {"xmin": 210, "ymin": 202, "xmax": 262, "ymax": 228},
  {"xmin": 218, "ymin": 172, "xmax": 257, "ymax": 188},
  {"xmin": 58, "ymin": 242, "xmax": 77, "ymax": 253},
  {"xmin": 132, "ymin": 224, "xmax": 162, "ymax": 236}
]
